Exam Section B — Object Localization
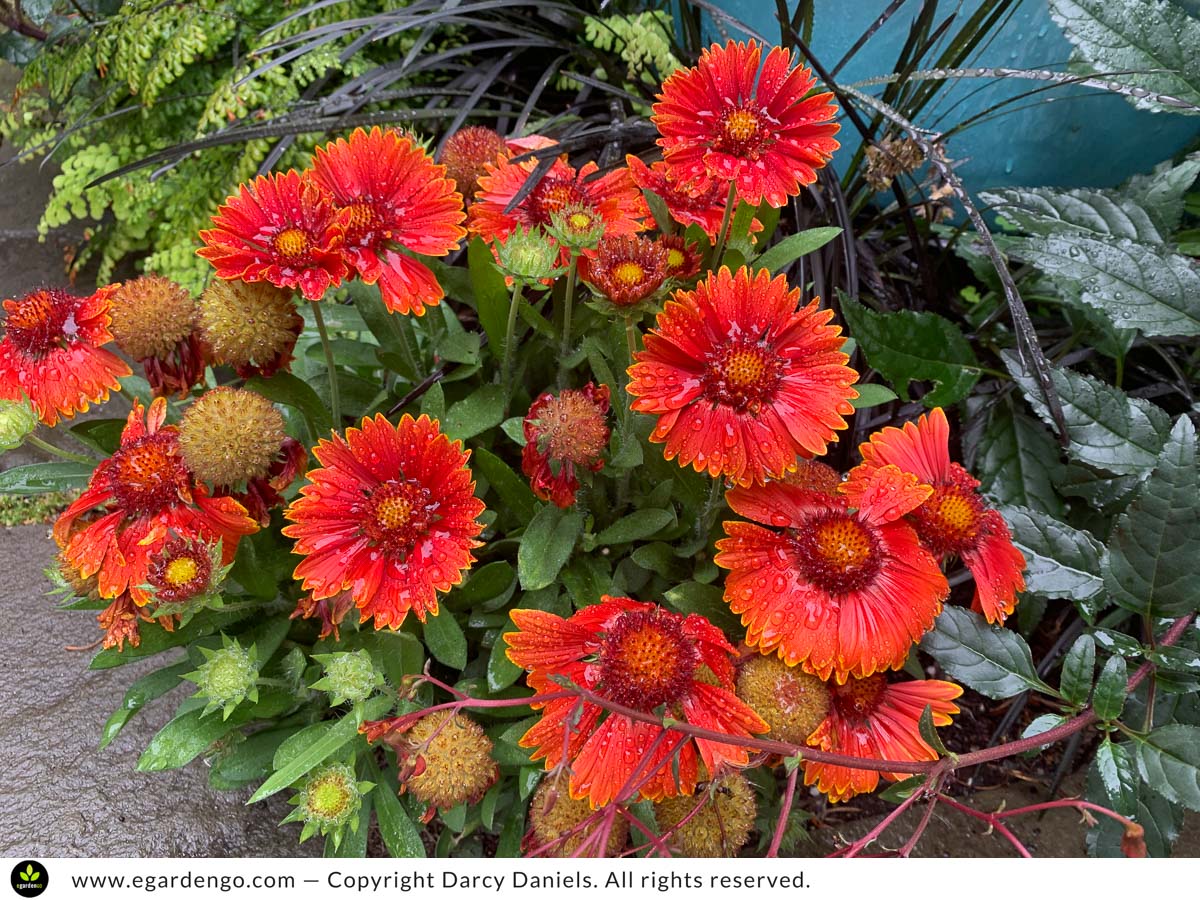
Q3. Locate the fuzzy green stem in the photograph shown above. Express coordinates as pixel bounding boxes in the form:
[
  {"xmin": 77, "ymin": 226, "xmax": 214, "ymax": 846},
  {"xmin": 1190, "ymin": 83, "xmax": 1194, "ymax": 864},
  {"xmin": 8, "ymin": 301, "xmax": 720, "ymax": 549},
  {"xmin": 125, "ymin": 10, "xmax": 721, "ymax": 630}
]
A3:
[
  {"xmin": 624, "ymin": 315, "xmax": 639, "ymax": 363},
  {"xmin": 560, "ymin": 255, "xmax": 578, "ymax": 366},
  {"xmin": 26, "ymin": 434, "xmax": 93, "ymax": 464},
  {"xmin": 710, "ymin": 182, "xmax": 738, "ymax": 269},
  {"xmin": 502, "ymin": 282, "xmax": 524, "ymax": 392},
  {"xmin": 310, "ymin": 300, "xmax": 340, "ymax": 426}
]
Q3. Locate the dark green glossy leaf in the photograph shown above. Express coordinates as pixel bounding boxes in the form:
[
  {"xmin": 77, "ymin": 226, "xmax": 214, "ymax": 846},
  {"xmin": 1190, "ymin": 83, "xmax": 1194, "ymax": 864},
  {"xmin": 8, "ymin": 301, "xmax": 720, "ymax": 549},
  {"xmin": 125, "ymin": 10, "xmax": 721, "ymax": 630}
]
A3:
[
  {"xmin": 469, "ymin": 236, "xmax": 510, "ymax": 361},
  {"xmin": 442, "ymin": 384, "xmax": 505, "ymax": 442},
  {"xmin": 919, "ymin": 607, "xmax": 1053, "ymax": 700},
  {"xmin": 368, "ymin": 756, "xmax": 425, "ymax": 857},
  {"xmin": 0, "ymin": 461, "xmax": 94, "ymax": 494},
  {"xmin": 593, "ymin": 508, "xmax": 674, "ymax": 546},
  {"xmin": 1001, "ymin": 505, "xmax": 1106, "ymax": 607},
  {"xmin": 849, "ymin": 383, "xmax": 898, "ymax": 410},
  {"xmin": 517, "ymin": 505, "xmax": 582, "ymax": 590},
  {"xmin": 753, "ymin": 227, "xmax": 842, "ymax": 274},
  {"xmin": 663, "ymin": 581, "xmax": 740, "ymax": 634},
  {"xmin": 975, "ymin": 400, "xmax": 1064, "ymax": 516},
  {"xmin": 473, "ymin": 448, "xmax": 537, "ymax": 523},
  {"xmin": 1093, "ymin": 738, "xmax": 1139, "ymax": 817},
  {"xmin": 100, "ymin": 660, "xmax": 192, "ymax": 750},
  {"xmin": 1060, "ymin": 635, "xmax": 1096, "ymax": 707},
  {"xmin": 1093, "ymin": 654, "xmax": 1128, "ymax": 721},
  {"xmin": 245, "ymin": 372, "xmax": 333, "ymax": 442},
  {"xmin": 423, "ymin": 609, "xmax": 467, "ymax": 670},
  {"xmin": 1136, "ymin": 724, "xmax": 1200, "ymax": 812}
]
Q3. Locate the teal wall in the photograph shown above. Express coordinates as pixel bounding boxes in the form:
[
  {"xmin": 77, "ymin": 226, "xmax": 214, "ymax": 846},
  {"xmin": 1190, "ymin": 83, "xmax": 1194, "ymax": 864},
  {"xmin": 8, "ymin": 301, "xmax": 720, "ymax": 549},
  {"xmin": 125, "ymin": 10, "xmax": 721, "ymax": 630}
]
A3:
[{"xmin": 706, "ymin": 1, "xmax": 1199, "ymax": 191}]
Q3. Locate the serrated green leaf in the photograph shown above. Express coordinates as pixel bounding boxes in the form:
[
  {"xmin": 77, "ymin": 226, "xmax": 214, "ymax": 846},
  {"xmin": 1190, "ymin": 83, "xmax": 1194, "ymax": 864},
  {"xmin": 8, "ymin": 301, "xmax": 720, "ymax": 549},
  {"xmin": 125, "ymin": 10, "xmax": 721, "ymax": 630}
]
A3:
[
  {"xmin": 473, "ymin": 448, "xmax": 537, "ymax": 523},
  {"xmin": 1093, "ymin": 655, "xmax": 1128, "ymax": 722},
  {"xmin": 0, "ymin": 461, "xmax": 94, "ymax": 494},
  {"xmin": 1093, "ymin": 738, "xmax": 1139, "ymax": 817},
  {"xmin": 1136, "ymin": 724, "xmax": 1200, "ymax": 812},
  {"xmin": 753, "ymin": 226, "xmax": 842, "ymax": 274},
  {"xmin": 840, "ymin": 293, "xmax": 979, "ymax": 407},
  {"xmin": 1060, "ymin": 635, "xmax": 1096, "ymax": 707},
  {"xmin": 1121, "ymin": 154, "xmax": 1200, "ymax": 237},
  {"xmin": 1048, "ymin": 0, "xmax": 1200, "ymax": 114},
  {"xmin": 1007, "ymin": 354, "xmax": 1170, "ymax": 476},
  {"xmin": 442, "ymin": 384, "xmax": 505, "ymax": 442},
  {"xmin": 1105, "ymin": 417, "xmax": 1200, "ymax": 618},
  {"xmin": 594, "ymin": 508, "xmax": 674, "ymax": 545},
  {"xmin": 1001, "ymin": 505, "xmax": 1106, "ymax": 606},
  {"xmin": 423, "ymin": 608, "xmax": 467, "ymax": 670},
  {"xmin": 1008, "ymin": 233, "xmax": 1200, "ymax": 337},
  {"xmin": 250, "ymin": 695, "xmax": 391, "ymax": 803},
  {"xmin": 919, "ymin": 606, "xmax": 1054, "ymax": 700},
  {"xmin": 517, "ymin": 505, "xmax": 582, "ymax": 590},
  {"xmin": 983, "ymin": 186, "xmax": 1164, "ymax": 242},
  {"xmin": 975, "ymin": 401, "xmax": 1065, "ymax": 516}
]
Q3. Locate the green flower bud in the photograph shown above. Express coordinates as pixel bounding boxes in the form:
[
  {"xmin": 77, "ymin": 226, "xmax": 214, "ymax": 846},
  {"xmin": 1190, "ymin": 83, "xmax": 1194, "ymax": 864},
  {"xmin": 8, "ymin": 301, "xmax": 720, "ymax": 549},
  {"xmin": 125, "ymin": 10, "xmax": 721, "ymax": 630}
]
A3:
[
  {"xmin": 0, "ymin": 397, "xmax": 37, "ymax": 452},
  {"xmin": 494, "ymin": 225, "xmax": 565, "ymax": 286},
  {"xmin": 545, "ymin": 203, "xmax": 605, "ymax": 252},
  {"xmin": 282, "ymin": 761, "xmax": 374, "ymax": 848},
  {"xmin": 311, "ymin": 650, "xmax": 383, "ymax": 706},
  {"xmin": 184, "ymin": 636, "xmax": 259, "ymax": 719}
]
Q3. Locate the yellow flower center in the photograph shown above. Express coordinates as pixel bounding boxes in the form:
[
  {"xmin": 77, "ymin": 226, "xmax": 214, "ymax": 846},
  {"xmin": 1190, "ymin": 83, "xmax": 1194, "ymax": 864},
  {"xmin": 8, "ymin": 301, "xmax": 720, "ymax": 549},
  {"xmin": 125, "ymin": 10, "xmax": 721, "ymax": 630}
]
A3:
[
  {"xmin": 598, "ymin": 609, "xmax": 699, "ymax": 710},
  {"xmin": 932, "ymin": 493, "xmax": 979, "ymax": 541},
  {"xmin": 613, "ymin": 261, "xmax": 647, "ymax": 286},
  {"xmin": 340, "ymin": 202, "xmax": 378, "ymax": 241},
  {"xmin": 833, "ymin": 674, "xmax": 887, "ymax": 721},
  {"xmin": 376, "ymin": 493, "xmax": 414, "ymax": 531},
  {"xmin": 110, "ymin": 434, "xmax": 185, "ymax": 515},
  {"xmin": 273, "ymin": 227, "xmax": 311, "ymax": 261},
  {"xmin": 568, "ymin": 212, "xmax": 594, "ymax": 230},
  {"xmin": 702, "ymin": 341, "xmax": 782, "ymax": 411},
  {"xmin": 165, "ymin": 556, "xmax": 199, "ymax": 587},
  {"xmin": 912, "ymin": 478, "xmax": 986, "ymax": 555},
  {"xmin": 360, "ymin": 479, "xmax": 435, "ymax": 558},
  {"xmin": 723, "ymin": 349, "xmax": 767, "ymax": 388},
  {"xmin": 724, "ymin": 109, "xmax": 760, "ymax": 143},
  {"xmin": 666, "ymin": 248, "xmax": 685, "ymax": 270},
  {"xmin": 793, "ymin": 511, "xmax": 883, "ymax": 595},
  {"xmin": 811, "ymin": 518, "xmax": 874, "ymax": 572}
]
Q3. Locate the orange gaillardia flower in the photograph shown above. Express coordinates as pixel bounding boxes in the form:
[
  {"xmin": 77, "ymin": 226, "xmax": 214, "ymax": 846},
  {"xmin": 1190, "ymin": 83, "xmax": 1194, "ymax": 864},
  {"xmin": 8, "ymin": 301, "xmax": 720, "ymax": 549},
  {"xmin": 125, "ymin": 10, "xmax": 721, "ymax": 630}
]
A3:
[
  {"xmin": 584, "ymin": 235, "xmax": 668, "ymax": 308},
  {"xmin": 653, "ymin": 41, "xmax": 841, "ymax": 208},
  {"xmin": 627, "ymin": 266, "xmax": 858, "ymax": 487},
  {"xmin": 504, "ymin": 596, "xmax": 768, "ymax": 808},
  {"xmin": 626, "ymin": 155, "xmax": 738, "ymax": 238},
  {"xmin": 853, "ymin": 407, "xmax": 1026, "ymax": 623},
  {"xmin": 714, "ymin": 465, "xmax": 949, "ymax": 681},
  {"xmin": 470, "ymin": 151, "xmax": 646, "ymax": 249},
  {"xmin": 439, "ymin": 126, "xmax": 508, "ymax": 202},
  {"xmin": 198, "ymin": 170, "xmax": 347, "ymax": 301},
  {"xmin": 310, "ymin": 127, "xmax": 466, "ymax": 316},
  {"xmin": 522, "ymin": 382, "xmax": 611, "ymax": 508},
  {"xmin": 803, "ymin": 674, "xmax": 962, "ymax": 802},
  {"xmin": 53, "ymin": 398, "xmax": 258, "ymax": 607},
  {"xmin": 658, "ymin": 235, "xmax": 702, "ymax": 281},
  {"xmin": 0, "ymin": 286, "xmax": 131, "ymax": 426},
  {"xmin": 282, "ymin": 414, "xmax": 486, "ymax": 630},
  {"xmin": 107, "ymin": 275, "xmax": 206, "ymax": 398}
]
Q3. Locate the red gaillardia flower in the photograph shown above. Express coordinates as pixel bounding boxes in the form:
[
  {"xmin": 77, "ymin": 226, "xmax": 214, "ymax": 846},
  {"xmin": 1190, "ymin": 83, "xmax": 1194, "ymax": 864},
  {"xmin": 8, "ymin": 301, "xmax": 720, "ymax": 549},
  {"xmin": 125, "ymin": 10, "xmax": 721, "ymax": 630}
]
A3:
[
  {"xmin": 53, "ymin": 398, "xmax": 258, "ymax": 606},
  {"xmin": 853, "ymin": 407, "xmax": 1026, "ymax": 624},
  {"xmin": 310, "ymin": 127, "xmax": 466, "ymax": 316},
  {"xmin": 627, "ymin": 266, "xmax": 858, "ymax": 486},
  {"xmin": 658, "ymin": 235, "xmax": 702, "ymax": 281},
  {"xmin": 0, "ymin": 286, "xmax": 131, "ymax": 426},
  {"xmin": 505, "ymin": 596, "xmax": 767, "ymax": 808},
  {"xmin": 470, "ymin": 153, "xmax": 647, "ymax": 248},
  {"xmin": 198, "ymin": 170, "xmax": 347, "ymax": 301},
  {"xmin": 583, "ymin": 235, "xmax": 668, "ymax": 308},
  {"xmin": 626, "ymin": 155, "xmax": 736, "ymax": 238},
  {"xmin": 714, "ymin": 464, "xmax": 949, "ymax": 681},
  {"xmin": 653, "ymin": 41, "xmax": 840, "ymax": 208},
  {"xmin": 282, "ymin": 414, "xmax": 486, "ymax": 630},
  {"xmin": 522, "ymin": 382, "xmax": 611, "ymax": 508},
  {"xmin": 803, "ymin": 674, "xmax": 962, "ymax": 802}
]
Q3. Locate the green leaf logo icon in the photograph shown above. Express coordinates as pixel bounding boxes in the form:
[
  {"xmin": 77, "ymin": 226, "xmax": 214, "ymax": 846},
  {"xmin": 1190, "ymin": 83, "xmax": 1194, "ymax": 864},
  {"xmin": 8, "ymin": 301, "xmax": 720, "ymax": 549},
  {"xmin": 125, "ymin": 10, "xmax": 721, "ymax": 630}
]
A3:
[{"xmin": 21, "ymin": 866, "xmax": 34, "ymax": 881}]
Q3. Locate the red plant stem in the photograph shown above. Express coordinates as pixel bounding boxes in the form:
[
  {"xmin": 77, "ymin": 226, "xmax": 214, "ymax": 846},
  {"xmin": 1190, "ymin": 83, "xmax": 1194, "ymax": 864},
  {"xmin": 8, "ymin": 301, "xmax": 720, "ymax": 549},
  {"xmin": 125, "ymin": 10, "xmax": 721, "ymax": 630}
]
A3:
[
  {"xmin": 618, "ymin": 805, "xmax": 674, "ymax": 858},
  {"xmin": 993, "ymin": 798, "xmax": 1138, "ymax": 830},
  {"xmin": 766, "ymin": 763, "xmax": 800, "ymax": 858},
  {"xmin": 834, "ymin": 787, "xmax": 924, "ymax": 859},
  {"xmin": 937, "ymin": 795, "xmax": 1033, "ymax": 858},
  {"xmin": 898, "ymin": 794, "xmax": 941, "ymax": 858},
  {"xmin": 0, "ymin": 10, "xmax": 47, "ymax": 40}
]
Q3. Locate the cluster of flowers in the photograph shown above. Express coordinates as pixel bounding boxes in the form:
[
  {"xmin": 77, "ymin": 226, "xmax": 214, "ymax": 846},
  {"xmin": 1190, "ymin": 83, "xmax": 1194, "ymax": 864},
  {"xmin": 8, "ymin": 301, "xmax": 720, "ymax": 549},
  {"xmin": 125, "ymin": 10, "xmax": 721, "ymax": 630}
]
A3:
[{"xmin": 0, "ymin": 39, "xmax": 1028, "ymax": 853}]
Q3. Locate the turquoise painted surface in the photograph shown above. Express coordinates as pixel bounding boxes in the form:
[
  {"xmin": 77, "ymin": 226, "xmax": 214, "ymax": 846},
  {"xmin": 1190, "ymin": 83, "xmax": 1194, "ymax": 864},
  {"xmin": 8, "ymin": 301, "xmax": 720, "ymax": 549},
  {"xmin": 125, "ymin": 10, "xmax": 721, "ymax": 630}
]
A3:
[{"xmin": 707, "ymin": 1, "xmax": 1199, "ymax": 192}]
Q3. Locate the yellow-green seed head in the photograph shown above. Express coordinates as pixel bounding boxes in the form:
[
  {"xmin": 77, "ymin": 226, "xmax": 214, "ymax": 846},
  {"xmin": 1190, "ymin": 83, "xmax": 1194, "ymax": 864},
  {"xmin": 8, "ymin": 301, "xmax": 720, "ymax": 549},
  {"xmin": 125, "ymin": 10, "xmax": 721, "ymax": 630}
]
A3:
[
  {"xmin": 653, "ymin": 773, "xmax": 757, "ymax": 857},
  {"xmin": 494, "ymin": 226, "xmax": 563, "ymax": 285},
  {"xmin": 196, "ymin": 280, "xmax": 300, "ymax": 371},
  {"xmin": 312, "ymin": 650, "xmax": 383, "ymax": 706},
  {"xmin": 185, "ymin": 637, "xmax": 258, "ymax": 718},
  {"xmin": 108, "ymin": 275, "xmax": 196, "ymax": 360},
  {"xmin": 527, "ymin": 781, "xmax": 629, "ymax": 857},
  {"xmin": 179, "ymin": 387, "xmax": 286, "ymax": 486},
  {"xmin": 736, "ymin": 654, "xmax": 831, "ymax": 744}
]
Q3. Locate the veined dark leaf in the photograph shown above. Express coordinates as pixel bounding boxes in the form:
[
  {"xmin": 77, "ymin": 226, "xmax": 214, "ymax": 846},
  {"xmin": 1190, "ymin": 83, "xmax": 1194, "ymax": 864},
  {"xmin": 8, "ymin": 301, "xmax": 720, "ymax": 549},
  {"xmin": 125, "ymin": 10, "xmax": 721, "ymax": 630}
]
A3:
[
  {"xmin": 1092, "ymin": 655, "xmax": 1128, "ymax": 722},
  {"xmin": 983, "ymin": 186, "xmax": 1163, "ymax": 242},
  {"xmin": 1060, "ymin": 634, "xmax": 1096, "ymax": 707},
  {"xmin": 423, "ymin": 608, "xmax": 467, "ymax": 670},
  {"xmin": 919, "ymin": 606, "xmax": 1054, "ymax": 700},
  {"xmin": 1000, "ymin": 505, "xmax": 1106, "ymax": 609},
  {"xmin": 1093, "ymin": 738, "xmax": 1139, "ymax": 817},
  {"xmin": 1105, "ymin": 416, "xmax": 1200, "ymax": 619},
  {"xmin": 517, "ymin": 505, "xmax": 582, "ymax": 591},
  {"xmin": 840, "ymin": 293, "xmax": 979, "ymax": 407},
  {"xmin": 975, "ymin": 401, "xmax": 1064, "ymax": 516},
  {"xmin": 1136, "ymin": 724, "xmax": 1200, "ymax": 812},
  {"xmin": 1122, "ymin": 154, "xmax": 1200, "ymax": 237}
]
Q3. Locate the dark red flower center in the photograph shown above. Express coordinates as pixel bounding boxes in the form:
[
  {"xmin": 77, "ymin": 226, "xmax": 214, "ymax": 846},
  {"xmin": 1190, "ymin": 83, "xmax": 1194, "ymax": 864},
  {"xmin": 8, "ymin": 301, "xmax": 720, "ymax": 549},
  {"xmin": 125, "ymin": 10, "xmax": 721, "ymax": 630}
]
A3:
[
  {"xmin": 701, "ymin": 340, "xmax": 783, "ymax": 412},
  {"xmin": 714, "ymin": 105, "xmax": 772, "ymax": 158},
  {"xmin": 792, "ymin": 511, "xmax": 882, "ymax": 595},
  {"xmin": 148, "ymin": 539, "xmax": 214, "ymax": 603},
  {"xmin": 597, "ymin": 608, "xmax": 699, "ymax": 710},
  {"xmin": 273, "ymin": 227, "xmax": 314, "ymax": 262},
  {"xmin": 360, "ymin": 479, "xmax": 435, "ymax": 557},
  {"xmin": 831, "ymin": 674, "xmax": 887, "ymax": 723},
  {"xmin": 528, "ymin": 177, "xmax": 586, "ymax": 226},
  {"xmin": 108, "ymin": 433, "xmax": 189, "ymax": 516},
  {"xmin": 3, "ymin": 289, "xmax": 81, "ymax": 358},
  {"xmin": 911, "ymin": 478, "xmax": 985, "ymax": 556},
  {"xmin": 339, "ymin": 201, "xmax": 383, "ymax": 247}
]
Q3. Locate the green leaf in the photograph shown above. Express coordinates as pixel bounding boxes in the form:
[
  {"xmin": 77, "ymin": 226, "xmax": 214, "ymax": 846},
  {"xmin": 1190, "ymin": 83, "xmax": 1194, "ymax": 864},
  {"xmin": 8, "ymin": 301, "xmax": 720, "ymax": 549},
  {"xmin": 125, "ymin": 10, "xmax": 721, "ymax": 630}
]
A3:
[
  {"xmin": 1000, "ymin": 505, "xmax": 1106, "ymax": 607},
  {"xmin": 0, "ymin": 461, "xmax": 94, "ymax": 494},
  {"xmin": 919, "ymin": 606, "xmax": 1054, "ymax": 700},
  {"xmin": 351, "ymin": 282, "xmax": 421, "ymax": 381},
  {"xmin": 518, "ymin": 505, "xmax": 583, "ymax": 590},
  {"xmin": 90, "ymin": 606, "xmax": 254, "ymax": 669},
  {"xmin": 663, "ymin": 581, "xmax": 741, "ymax": 634},
  {"xmin": 1136, "ymin": 724, "xmax": 1200, "ymax": 812},
  {"xmin": 975, "ymin": 400, "xmax": 1065, "ymax": 516},
  {"xmin": 1060, "ymin": 635, "xmax": 1096, "ymax": 707},
  {"xmin": 473, "ymin": 448, "xmax": 537, "ymax": 524},
  {"xmin": 1008, "ymin": 233, "xmax": 1200, "ymax": 338},
  {"xmin": 210, "ymin": 726, "xmax": 298, "ymax": 789},
  {"xmin": 1121, "ymin": 154, "xmax": 1200, "ymax": 237},
  {"xmin": 68, "ymin": 418, "xmax": 125, "ymax": 455},
  {"xmin": 983, "ymin": 186, "xmax": 1164, "ymax": 242},
  {"xmin": 1105, "ymin": 417, "xmax": 1200, "ymax": 618},
  {"xmin": 367, "ymin": 756, "xmax": 425, "ymax": 857},
  {"xmin": 849, "ymin": 383, "xmax": 898, "ymax": 410},
  {"xmin": 1007, "ymin": 354, "xmax": 1170, "ymax": 476},
  {"xmin": 1020, "ymin": 714, "xmax": 1066, "ymax": 752},
  {"xmin": 442, "ymin": 384, "xmax": 505, "ymax": 442},
  {"xmin": 455, "ymin": 561, "xmax": 515, "ymax": 606},
  {"xmin": 487, "ymin": 628, "xmax": 524, "ymax": 692},
  {"xmin": 840, "ymin": 293, "xmax": 979, "ymax": 407},
  {"xmin": 1093, "ymin": 738, "xmax": 1139, "ymax": 817},
  {"xmin": 423, "ymin": 609, "xmax": 467, "ymax": 669},
  {"xmin": 250, "ymin": 695, "xmax": 391, "ymax": 803},
  {"xmin": 1048, "ymin": 0, "xmax": 1200, "ymax": 114},
  {"xmin": 137, "ymin": 707, "xmax": 242, "ymax": 771},
  {"xmin": 753, "ymin": 227, "xmax": 842, "ymax": 274},
  {"xmin": 469, "ymin": 236, "xmax": 510, "ymax": 360},
  {"xmin": 100, "ymin": 659, "xmax": 192, "ymax": 750},
  {"xmin": 1093, "ymin": 654, "xmax": 1128, "ymax": 721},
  {"xmin": 917, "ymin": 705, "xmax": 952, "ymax": 757},
  {"xmin": 245, "ymin": 372, "xmax": 332, "ymax": 442},
  {"xmin": 593, "ymin": 508, "xmax": 674, "ymax": 545}
]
